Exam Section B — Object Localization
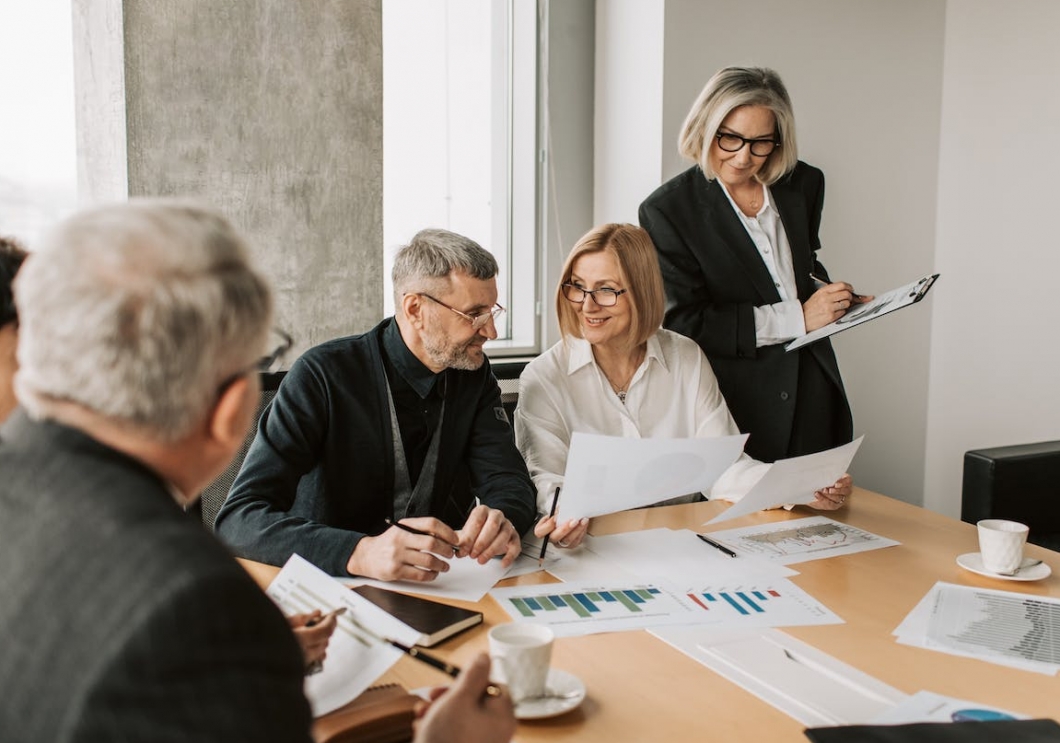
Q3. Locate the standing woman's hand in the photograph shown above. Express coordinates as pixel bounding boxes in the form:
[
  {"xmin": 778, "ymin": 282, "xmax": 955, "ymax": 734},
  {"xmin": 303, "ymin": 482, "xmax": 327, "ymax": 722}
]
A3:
[{"xmin": 802, "ymin": 282, "xmax": 873, "ymax": 332}]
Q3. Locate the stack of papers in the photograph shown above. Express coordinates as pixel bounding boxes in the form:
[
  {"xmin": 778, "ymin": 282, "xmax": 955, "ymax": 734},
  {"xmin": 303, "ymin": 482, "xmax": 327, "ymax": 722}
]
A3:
[{"xmin": 894, "ymin": 581, "xmax": 1060, "ymax": 675}]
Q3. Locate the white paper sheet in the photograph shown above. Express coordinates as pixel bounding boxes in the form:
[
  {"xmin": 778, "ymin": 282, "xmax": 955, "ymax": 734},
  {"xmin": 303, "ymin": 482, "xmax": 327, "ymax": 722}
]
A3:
[
  {"xmin": 869, "ymin": 690, "xmax": 1027, "ymax": 724},
  {"xmin": 490, "ymin": 579, "xmax": 710, "ymax": 637},
  {"xmin": 557, "ymin": 431, "xmax": 747, "ymax": 522},
  {"xmin": 569, "ymin": 527, "xmax": 797, "ymax": 586},
  {"xmin": 893, "ymin": 581, "xmax": 1060, "ymax": 675},
  {"xmin": 341, "ymin": 554, "xmax": 509, "ymax": 603},
  {"xmin": 705, "ymin": 516, "xmax": 899, "ymax": 565},
  {"xmin": 266, "ymin": 554, "xmax": 416, "ymax": 716},
  {"xmin": 707, "ymin": 437, "xmax": 863, "ymax": 525},
  {"xmin": 650, "ymin": 627, "xmax": 907, "ymax": 726}
]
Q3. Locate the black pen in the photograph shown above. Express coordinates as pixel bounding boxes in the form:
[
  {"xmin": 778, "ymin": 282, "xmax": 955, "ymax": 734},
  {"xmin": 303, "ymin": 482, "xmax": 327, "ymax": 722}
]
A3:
[
  {"xmin": 384, "ymin": 517, "xmax": 459, "ymax": 555},
  {"xmin": 696, "ymin": 533, "xmax": 737, "ymax": 558},
  {"xmin": 811, "ymin": 273, "xmax": 864, "ymax": 301},
  {"xmin": 346, "ymin": 612, "xmax": 502, "ymax": 696},
  {"xmin": 538, "ymin": 486, "xmax": 561, "ymax": 566}
]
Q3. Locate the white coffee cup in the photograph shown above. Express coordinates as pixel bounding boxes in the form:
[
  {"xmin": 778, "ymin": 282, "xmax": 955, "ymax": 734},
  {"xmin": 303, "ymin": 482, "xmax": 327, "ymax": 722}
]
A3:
[
  {"xmin": 488, "ymin": 623, "xmax": 553, "ymax": 703},
  {"xmin": 977, "ymin": 519, "xmax": 1029, "ymax": 574}
]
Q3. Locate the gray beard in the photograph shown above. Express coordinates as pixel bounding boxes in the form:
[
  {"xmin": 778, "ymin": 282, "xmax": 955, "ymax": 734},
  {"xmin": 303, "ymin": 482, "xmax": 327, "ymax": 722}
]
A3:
[{"xmin": 422, "ymin": 333, "xmax": 484, "ymax": 372}]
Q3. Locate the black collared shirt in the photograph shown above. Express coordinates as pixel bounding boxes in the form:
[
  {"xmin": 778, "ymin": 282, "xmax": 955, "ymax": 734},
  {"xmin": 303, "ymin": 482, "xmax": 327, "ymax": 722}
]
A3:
[{"xmin": 381, "ymin": 320, "xmax": 445, "ymax": 488}]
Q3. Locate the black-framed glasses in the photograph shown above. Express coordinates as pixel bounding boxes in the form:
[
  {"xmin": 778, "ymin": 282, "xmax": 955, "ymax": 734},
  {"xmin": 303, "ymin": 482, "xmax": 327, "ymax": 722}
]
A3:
[
  {"xmin": 715, "ymin": 132, "xmax": 779, "ymax": 157},
  {"xmin": 259, "ymin": 327, "xmax": 293, "ymax": 372},
  {"xmin": 562, "ymin": 283, "xmax": 628, "ymax": 307},
  {"xmin": 418, "ymin": 293, "xmax": 505, "ymax": 330}
]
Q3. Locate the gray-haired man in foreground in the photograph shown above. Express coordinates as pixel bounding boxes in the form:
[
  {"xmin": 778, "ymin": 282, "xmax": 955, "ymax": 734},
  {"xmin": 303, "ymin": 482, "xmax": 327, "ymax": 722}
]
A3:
[{"xmin": 0, "ymin": 202, "xmax": 514, "ymax": 743}]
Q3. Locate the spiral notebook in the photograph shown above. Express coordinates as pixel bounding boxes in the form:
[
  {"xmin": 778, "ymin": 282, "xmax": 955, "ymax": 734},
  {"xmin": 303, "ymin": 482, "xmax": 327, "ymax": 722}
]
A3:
[{"xmin": 352, "ymin": 585, "xmax": 483, "ymax": 647}]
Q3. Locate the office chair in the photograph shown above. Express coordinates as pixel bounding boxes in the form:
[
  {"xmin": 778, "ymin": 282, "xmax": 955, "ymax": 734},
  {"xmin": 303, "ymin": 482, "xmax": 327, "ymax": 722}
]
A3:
[
  {"xmin": 961, "ymin": 440, "xmax": 1060, "ymax": 551},
  {"xmin": 490, "ymin": 358, "xmax": 530, "ymax": 420},
  {"xmin": 190, "ymin": 370, "xmax": 286, "ymax": 530}
]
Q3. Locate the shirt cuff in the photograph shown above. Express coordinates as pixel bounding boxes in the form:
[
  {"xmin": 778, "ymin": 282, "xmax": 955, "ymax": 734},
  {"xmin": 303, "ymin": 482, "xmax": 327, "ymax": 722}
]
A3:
[{"xmin": 754, "ymin": 300, "xmax": 807, "ymax": 347}]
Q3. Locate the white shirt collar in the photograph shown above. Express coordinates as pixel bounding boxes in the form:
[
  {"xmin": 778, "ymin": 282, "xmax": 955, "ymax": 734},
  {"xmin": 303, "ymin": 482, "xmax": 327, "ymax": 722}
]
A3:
[{"xmin": 564, "ymin": 333, "xmax": 668, "ymax": 376}]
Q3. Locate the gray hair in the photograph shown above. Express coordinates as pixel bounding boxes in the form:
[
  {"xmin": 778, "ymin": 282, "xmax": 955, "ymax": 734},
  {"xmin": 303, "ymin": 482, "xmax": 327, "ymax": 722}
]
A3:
[
  {"xmin": 392, "ymin": 228, "xmax": 498, "ymax": 305},
  {"xmin": 678, "ymin": 66, "xmax": 799, "ymax": 186},
  {"xmin": 14, "ymin": 199, "xmax": 273, "ymax": 441}
]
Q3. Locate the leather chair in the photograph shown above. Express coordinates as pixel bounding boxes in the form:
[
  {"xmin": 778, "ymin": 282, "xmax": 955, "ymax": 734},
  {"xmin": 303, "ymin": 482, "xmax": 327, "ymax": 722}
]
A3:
[
  {"xmin": 961, "ymin": 440, "xmax": 1060, "ymax": 551},
  {"xmin": 189, "ymin": 370, "xmax": 286, "ymax": 529},
  {"xmin": 491, "ymin": 358, "xmax": 530, "ymax": 421}
]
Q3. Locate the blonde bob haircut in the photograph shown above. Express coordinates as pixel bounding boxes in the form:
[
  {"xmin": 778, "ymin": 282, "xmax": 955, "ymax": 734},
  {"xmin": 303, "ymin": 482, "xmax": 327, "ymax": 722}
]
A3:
[
  {"xmin": 678, "ymin": 66, "xmax": 799, "ymax": 186},
  {"xmin": 555, "ymin": 224, "xmax": 665, "ymax": 348}
]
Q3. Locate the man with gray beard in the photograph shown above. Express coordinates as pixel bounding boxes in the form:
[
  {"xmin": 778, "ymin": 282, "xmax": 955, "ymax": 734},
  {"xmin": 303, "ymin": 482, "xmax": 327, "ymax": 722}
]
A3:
[{"xmin": 217, "ymin": 228, "xmax": 536, "ymax": 582}]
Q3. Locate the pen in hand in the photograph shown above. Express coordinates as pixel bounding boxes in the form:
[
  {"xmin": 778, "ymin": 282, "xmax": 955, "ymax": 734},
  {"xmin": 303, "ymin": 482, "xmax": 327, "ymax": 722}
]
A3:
[
  {"xmin": 346, "ymin": 611, "xmax": 502, "ymax": 696},
  {"xmin": 538, "ymin": 486, "xmax": 561, "ymax": 566},
  {"xmin": 384, "ymin": 517, "xmax": 460, "ymax": 555},
  {"xmin": 696, "ymin": 533, "xmax": 737, "ymax": 558},
  {"xmin": 810, "ymin": 273, "xmax": 865, "ymax": 301}
]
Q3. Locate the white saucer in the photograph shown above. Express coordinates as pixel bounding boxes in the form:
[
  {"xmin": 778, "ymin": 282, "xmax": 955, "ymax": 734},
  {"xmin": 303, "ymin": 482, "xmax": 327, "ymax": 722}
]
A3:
[
  {"xmin": 515, "ymin": 669, "xmax": 586, "ymax": 720},
  {"xmin": 956, "ymin": 552, "xmax": 1052, "ymax": 581}
]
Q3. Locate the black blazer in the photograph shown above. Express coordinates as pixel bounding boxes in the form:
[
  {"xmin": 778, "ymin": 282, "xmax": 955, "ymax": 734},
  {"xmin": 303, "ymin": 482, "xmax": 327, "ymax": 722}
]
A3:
[
  {"xmin": 0, "ymin": 413, "xmax": 312, "ymax": 742},
  {"xmin": 639, "ymin": 162, "xmax": 852, "ymax": 462}
]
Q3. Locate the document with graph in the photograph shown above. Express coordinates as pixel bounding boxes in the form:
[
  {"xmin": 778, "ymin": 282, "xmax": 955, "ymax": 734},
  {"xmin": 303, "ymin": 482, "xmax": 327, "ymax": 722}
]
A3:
[
  {"xmin": 785, "ymin": 273, "xmax": 939, "ymax": 351},
  {"xmin": 490, "ymin": 577, "xmax": 841, "ymax": 637},
  {"xmin": 703, "ymin": 516, "xmax": 900, "ymax": 565}
]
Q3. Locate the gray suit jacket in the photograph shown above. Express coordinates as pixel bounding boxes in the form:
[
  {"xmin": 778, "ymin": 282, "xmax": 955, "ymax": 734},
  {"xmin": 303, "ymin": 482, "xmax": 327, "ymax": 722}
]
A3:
[{"xmin": 0, "ymin": 412, "xmax": 313, "ymax": 742}]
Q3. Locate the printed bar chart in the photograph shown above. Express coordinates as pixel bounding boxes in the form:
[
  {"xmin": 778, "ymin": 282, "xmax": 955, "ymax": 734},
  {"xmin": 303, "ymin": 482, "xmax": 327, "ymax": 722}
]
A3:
[
  {"xmin": 509, "ymin": 588, "xmax": 663, "ymax": 619},
  {"xmin": 686, "ymin": 589, "xmax": 783, "ymax": 615}
]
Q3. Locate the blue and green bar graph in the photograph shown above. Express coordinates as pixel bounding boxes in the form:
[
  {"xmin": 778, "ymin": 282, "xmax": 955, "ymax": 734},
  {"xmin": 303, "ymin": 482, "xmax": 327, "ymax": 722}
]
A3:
[
  {"xmin": 508, "ymin": 588, "xmax": 663, "ymax": 619},
  {"xmin": 687, "ymin": 589, "xmax": 781, "ymax": 615}
]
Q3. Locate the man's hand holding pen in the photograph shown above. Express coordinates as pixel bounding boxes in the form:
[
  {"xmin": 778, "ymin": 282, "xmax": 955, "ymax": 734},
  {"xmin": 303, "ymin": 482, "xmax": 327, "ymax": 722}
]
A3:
[
  {"xmin": 346, "ymin": 516, "xmax": 461, "ymax": 582},
  {"xmin": 805, "ymin": 274, "xmax": 874, "ymax": 332}
]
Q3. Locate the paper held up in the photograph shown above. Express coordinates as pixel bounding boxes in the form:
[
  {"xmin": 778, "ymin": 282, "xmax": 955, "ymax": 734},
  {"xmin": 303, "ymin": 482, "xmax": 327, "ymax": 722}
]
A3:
[
  {"xmin": 556, "ymin": 431, "xmax": 747, "ymax": 522},
  {"xmin": 707, "ymin": 436, "xmax": 864, "ymax": 525}
]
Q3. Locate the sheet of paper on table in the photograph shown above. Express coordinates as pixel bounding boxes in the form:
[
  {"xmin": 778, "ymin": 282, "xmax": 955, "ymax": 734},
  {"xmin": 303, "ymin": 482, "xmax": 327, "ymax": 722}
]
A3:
[
  {"xmin": 557, "ymin": 431, "xmax": 747, "ymax": 522},
  {"xmin": 704, "ymin": 516, "xmax": 900, "ymax": 565},
  {"xmin": 893, "ymin": 581, "xmax": 1060, "ymax": 675},
  {"xmin": 341, "ymin": 554, "xmax": 509, "ymax": 603},
  {"xmin": 869, "ymin": 690, "xmax": 1027, "ymax": 724},
  {"xmin": 707, "ymin": 437, "xmax": 863, "ymax": 525},
  {"xmin": 650, "ymin": 627, "xmax": 907, "ymax": 726}
]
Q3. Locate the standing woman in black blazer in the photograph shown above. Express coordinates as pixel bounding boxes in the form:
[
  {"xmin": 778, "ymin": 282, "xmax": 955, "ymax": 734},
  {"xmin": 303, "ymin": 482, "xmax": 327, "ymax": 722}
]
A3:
[{"xmin": 640, "ymin": 66, "xmax": 871, "ymax": 464}]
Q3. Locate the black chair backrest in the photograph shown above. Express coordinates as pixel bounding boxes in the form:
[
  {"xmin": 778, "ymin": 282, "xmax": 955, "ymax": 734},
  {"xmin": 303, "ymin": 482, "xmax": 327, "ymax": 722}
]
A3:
[
  {"xmin": 962, "ymin": 440, "xmax": 1060, "ymax": 550},
  {"xmin": 491, "ymin": 359, "xmax": 529, "ymax": 420},
  {"xmin": 194, "ymin": 370, "xmax": 286, "ymax": 530}
]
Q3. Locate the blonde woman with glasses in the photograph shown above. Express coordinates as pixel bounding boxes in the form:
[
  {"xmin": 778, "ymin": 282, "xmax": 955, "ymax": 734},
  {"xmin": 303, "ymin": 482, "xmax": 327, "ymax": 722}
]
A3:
[
  {"xmin": 514, "ymin": 224, "xmax": 852, "ymax": 549},
  {"xmin": 640, "ymin": 66, "xmax": 871, "ymax": 467}
]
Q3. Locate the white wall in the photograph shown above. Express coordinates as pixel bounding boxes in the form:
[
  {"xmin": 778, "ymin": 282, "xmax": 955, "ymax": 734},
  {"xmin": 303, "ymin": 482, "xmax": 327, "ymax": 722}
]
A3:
[
  {"xmin": 593, "ymin": 0, "xmax": 665, "ymax": 223},
  {"xmin": 925, "ymin": 0, "xmax": 1060, "ymax": 516},
  {"xmin": 652, "ymin": 0, "xmax": 947, "ymax": 504}
]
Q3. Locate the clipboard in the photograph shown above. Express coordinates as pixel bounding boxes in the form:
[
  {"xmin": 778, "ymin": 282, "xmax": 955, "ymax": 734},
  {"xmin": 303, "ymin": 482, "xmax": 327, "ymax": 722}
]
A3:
[{"xmin": 786, "ymin": 273, "xmax": 939, "ymax": 352}]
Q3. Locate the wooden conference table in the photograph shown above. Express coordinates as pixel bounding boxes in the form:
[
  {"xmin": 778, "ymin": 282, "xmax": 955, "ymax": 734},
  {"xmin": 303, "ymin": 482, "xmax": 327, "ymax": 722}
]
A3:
[{"xmin": 241, "ymin": 489, "xmax": 1060, "ymax": 740}]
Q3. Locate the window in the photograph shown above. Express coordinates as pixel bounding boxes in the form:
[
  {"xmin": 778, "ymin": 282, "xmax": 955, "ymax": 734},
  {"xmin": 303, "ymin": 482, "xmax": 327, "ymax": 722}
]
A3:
[
  {"xmin": 382, "ymin": 0, "xmax": 539, "ymax": 354},
  {"xmin": 0, "ymin": 0, "xmax": 78, "ymax": 246}
]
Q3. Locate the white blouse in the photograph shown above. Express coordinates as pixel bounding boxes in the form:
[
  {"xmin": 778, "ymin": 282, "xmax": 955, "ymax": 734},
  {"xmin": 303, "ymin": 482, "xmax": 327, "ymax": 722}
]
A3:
[{"xmin": 513, "ymin": 329, "xmax": 768, "ymax": 514}]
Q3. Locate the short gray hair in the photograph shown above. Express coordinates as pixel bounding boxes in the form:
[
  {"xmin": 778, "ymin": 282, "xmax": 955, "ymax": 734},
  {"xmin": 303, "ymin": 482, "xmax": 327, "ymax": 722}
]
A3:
[
  {"xmin": 678, "ymin": 66, "xmax": 799, "ymax": 186},
  {"xmin": 14, "ymin": 199, "xmax": 273, "ymax": 441},
  {"xmin": 392, "ymin": 228, "xmax": 498, "ymax": 304}
]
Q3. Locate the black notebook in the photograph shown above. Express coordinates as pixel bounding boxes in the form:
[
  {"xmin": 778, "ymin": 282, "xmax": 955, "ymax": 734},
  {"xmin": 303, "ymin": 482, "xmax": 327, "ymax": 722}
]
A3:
[
  {"xmin": 805, "ymin": 719, "xmax": 1060, "ymax": 743},
  {"xmin": 351, "ymin": 585, "xmax": 483, "ymax": 647}
]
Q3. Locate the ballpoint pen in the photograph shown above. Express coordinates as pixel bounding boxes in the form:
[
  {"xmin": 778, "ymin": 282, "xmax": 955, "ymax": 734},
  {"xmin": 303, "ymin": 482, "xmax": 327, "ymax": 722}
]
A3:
[
  {"xmin": 811, "ymin": 273, "xmax": 865, "ymax": 301},
  {"xmin": 345, "ymin": 611, "xmax": 502, "ymax": 696},
  {"xmin": 538, "ymin": 486, "xmax": 561, "ymax": 566},
  {"xmin": 384, "ymin": 517, "xmax": 460, "ymax": 555},
  {"xmin": 696, "ymin": 533, "xmax": 737, "ymax": 558}
]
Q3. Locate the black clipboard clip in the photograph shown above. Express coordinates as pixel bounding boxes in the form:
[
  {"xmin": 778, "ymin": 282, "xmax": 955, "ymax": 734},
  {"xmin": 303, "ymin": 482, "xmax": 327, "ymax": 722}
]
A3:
[{"xmin": 909, "ymin": 273, "xmax": 940, "ymax": 302}]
